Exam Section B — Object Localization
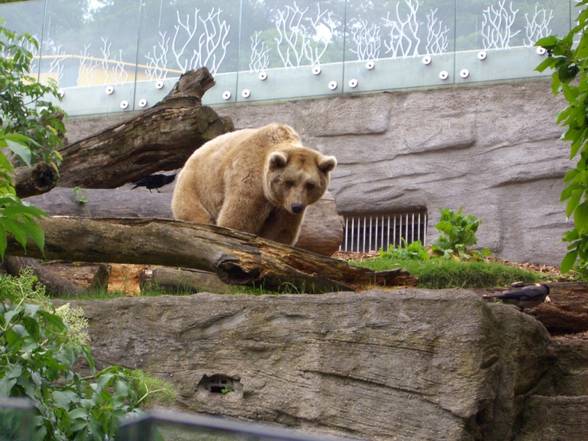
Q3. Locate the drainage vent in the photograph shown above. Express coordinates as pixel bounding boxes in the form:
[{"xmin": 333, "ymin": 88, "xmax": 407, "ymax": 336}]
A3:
[{"xmin": 340, "ymin": 209, "xmax": 428, "ymax": 253}]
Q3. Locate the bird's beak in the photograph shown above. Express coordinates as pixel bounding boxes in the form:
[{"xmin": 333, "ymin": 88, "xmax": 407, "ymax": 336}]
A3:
[{"xmin": 545, "ymin": 295, "xmax": 552, "ymax": 303}]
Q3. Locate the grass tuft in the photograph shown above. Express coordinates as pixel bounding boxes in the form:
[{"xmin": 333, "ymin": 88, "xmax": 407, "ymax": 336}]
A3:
[{"xmin": 351, "ymin": 257, "xmax": 543, "ymax": 289}]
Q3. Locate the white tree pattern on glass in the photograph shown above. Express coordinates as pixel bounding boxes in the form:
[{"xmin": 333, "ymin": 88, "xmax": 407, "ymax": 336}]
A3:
[
  {"xmin": 172, "ymin": 8, "xmax": 230, "ymax": 75},
  {"xmin": 47, "ymin": 43, "xmax": 65, "ymax": 82},
  {"xmin": 481, "ymin": 0, "xmax": 520, "ymax": 49},
  {"xmin": 349, "ymin": 19, "xmax": 382, "ymax": 61},
  {"xmin": 274, "ymin": 1, "xmax": 335, "ymax": 67},
  {"xmin": 524, "ymin": 3, "xmax": 553, "ymax": 47},
  {"xmin": 425, "ymin": 8, "xmax": 449, "ymax": 55},
  {"xmin": 249, "ymin": 31, "xmax": 270, "ymax": 72},
  {"xmin": 145, "ymin": 31, "xmax": 170, "ymax": 81},
  {"xmin": 99, "ymin": 38, "xmax": 129, "ymax": 85},
  {"xmin": 382, "ymin": 0, "xmax": 421, "ymax": 58},
  {"xmin": 76, "ymin": 38, "xmax": 129, "ymax": 85}
]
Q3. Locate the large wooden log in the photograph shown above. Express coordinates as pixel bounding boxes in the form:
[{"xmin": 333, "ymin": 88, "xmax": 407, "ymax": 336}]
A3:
[
  {"xmin": 7, "ymin": 216, "xmax": 413, "ymax": 293},
  {"xmin": 25, "ymin": 187, "xmax": 343, "ymax": 255},
  {"xmin": 4, "ymin": 256, "xmax": 109, "ymax": 295},
  {"xmin": 55, "ymin": 68, "xmax": 233, "ymax": 189},
  {"xmin": 13, "ymin": 69, "xmax": 230, "ymax": 197}
]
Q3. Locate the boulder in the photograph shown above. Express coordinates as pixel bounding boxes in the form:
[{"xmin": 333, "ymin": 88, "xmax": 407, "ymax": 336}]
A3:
[{"xmin": 68, "ymin": 290, "xmax": 552, "ymax": 440}]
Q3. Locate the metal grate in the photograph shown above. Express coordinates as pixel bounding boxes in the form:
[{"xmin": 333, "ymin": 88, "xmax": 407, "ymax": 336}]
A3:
[{"xmin": 340, "ymin": 210, "xmax": 428, "ymax": 253}]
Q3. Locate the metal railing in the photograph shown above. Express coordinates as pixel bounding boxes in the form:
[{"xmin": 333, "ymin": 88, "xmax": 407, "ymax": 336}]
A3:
[
  {"xmin": 118, "ymin": 408, "xmax": 360, "ymax": 441},
  {"xmin": 0, "ymin": 398, "xmax": 359, "ymax": 441},
  {"xmin": 0, "ymin": 0, "xmax": 573, "ymax": 115},
  {"xmin": 340, "ymin": 210, "xmax": 428, "ymax": 253}
]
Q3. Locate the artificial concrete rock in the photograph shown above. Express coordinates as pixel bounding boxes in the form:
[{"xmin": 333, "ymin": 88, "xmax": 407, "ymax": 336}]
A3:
[
  {"xmin": 71, "ymin": 290, "xmax": 552, "ymax": 441},
  {"xmin": 64, "ymin": 79, "xmax": 570, "ymax": 264}
]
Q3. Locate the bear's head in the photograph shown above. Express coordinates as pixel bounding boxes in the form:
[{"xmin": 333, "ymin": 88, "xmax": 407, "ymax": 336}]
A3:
[{"xmin": 264, "ymin": 147, "xmax": 337, "ymax": 215}]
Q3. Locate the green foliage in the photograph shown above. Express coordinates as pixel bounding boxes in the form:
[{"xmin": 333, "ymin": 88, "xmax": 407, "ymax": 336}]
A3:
[
  {"xmin": 379, "ymin": 240, "xmax": 429, "ymax": 261},
  {"xmin": 432, "ymin": 208, "xmax": 487, "ymax": 260},
  {"xmin": 0, "ymin": 22, "xmax": 65, "ymax": 260},
  {"xmin": 352, "ymin": 257, "xmax": 542, "ymax": 289},
  {"xmin": 0, "ymin": 21, "xmax": 64, "ymax": 166},
  {"xmin": 536, "ymin": 2, "xmax": 588, "ymax": 273},
  {"xmin": 0, "ymin": 272, "xmax": 175, "ymax": 440},
  {"xmin": 0, "ymin": 131, "xmax": 47, "ymax": 259},
  {"xmin": 71, "ymin": 187, "xmax": 88, "ymax": 205}
]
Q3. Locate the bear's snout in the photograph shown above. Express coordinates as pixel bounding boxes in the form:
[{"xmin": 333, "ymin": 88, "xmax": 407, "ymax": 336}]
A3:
[{"xmin": 291, "ymin": 203, "xmax": 305, "ymax": 214}]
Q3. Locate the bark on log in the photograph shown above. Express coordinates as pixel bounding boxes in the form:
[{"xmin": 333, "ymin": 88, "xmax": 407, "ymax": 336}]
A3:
[
  {"xmin": 4, "ymin": 256, "xmax": 109, "ymax": 295},
  {"xmin": 6, "ymin": 216, "xmax": 414, "ymax": 293},
  {"xmin": 528, "ymin": 282, "xmax": 588, "ymax": 335},
  {"xmin": 57, "ymin": 68, "xmax": 233, "ymax": 188},
  {"xmin": 141, "ymin": 266, "xmax": 233, "ymax": 294},
  {"xmin": 25, "ymin": 187, "xmax": 344, "ymax": 256}
]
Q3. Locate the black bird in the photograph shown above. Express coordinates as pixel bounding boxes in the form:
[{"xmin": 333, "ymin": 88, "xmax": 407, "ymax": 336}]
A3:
[
  {"xmin": 483, "ymin": 283, "xmax": 551, "ymax": 310},
  {"xmin": 132, "ymin": 173, "xmax": 177, "ymax": 192}
]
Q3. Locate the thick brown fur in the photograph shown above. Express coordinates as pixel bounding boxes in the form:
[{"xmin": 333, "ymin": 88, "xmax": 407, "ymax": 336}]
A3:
[{"xmin": 171, "ymin": 123, "xmax": 337, "ymax": 245}]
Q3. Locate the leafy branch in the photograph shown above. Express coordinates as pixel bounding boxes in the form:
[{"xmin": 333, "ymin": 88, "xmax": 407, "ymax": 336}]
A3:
[{"xmin": 536, "ymin": 0, "xmax": 588, "ymax": 272}]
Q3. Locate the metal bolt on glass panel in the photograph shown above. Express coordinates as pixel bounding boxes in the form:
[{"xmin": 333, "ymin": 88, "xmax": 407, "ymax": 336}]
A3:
[
  {"xmin": 455, "ymin": 0, "xmax": 570, "ymax": 83},
  {"xmin": 134, "ymin": 0, "xmax": 240, "ymax": 108},
  {"xmin": 237, "ymin": 0, "xmax": 346, "ymax": 102},
  {"xmin": 0, "ymin": 0, "xmax": 577, "ymax": 115},
  {"xmin": 117, "ymin": 408, "xmax": 361, "ymax": 441},
  {"xmin": 343, "ymin": 0, "xmax": 456, "ymax": 93}
]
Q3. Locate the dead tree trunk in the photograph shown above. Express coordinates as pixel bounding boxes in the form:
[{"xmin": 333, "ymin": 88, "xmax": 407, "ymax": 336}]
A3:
[
  {"xmin": 7, "ymin": 217, "xmax": 414, "ymax": 293},
  {"xmin": 14, "ymin": 68, "xmax": 233, "ymax": 197}
]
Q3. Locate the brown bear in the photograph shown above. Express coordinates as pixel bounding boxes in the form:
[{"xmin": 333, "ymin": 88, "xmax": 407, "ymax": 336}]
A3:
[{"xmin": 171, "ymin": 123, "xmax": 336, "ymax": 245}]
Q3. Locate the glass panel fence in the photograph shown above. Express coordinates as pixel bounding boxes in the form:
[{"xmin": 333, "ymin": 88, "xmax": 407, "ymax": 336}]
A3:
[
  {"xmin": 136, "ymin": 0, "xmax": 241, "ymax": 107},
  {"xmin": 238, "ymin": 0, "xmax": 346, "ymax": 102},
  {"xmin": 454, "ymin": 0, "xmax": 571, "ymax": 84},
  {"xmin": 0, "ymin": 0, "xmax": 46, "ymax": 81},
  {"xmin": 343, "ymin": 0, "xmax": 456, "ymax": 93},
  {"xmin": 39, "ymin": 0, "xmax": 142, "ymax": 115},
  {"xmin": 0, "ymin": 398, "xmax": 35, "ymax": 441},
  {"xmin": 0, "ymin": 0, "xmax": 576, "ymax": 115}
]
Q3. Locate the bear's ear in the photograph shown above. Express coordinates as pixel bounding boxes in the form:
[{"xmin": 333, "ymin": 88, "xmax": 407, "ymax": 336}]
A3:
[
  {"xmin": 268, "ymin": 151, "xmax": 288, "ymax": 169},
  {"xmin": 318, "ymin": 155, "xmax": 337, "ymax": 173}
]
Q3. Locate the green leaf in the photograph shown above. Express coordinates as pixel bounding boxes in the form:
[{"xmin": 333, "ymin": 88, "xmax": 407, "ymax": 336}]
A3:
[
  {"xmin": 575, "ymin": 202, "xmax": 588, "ymax": 234},
  {"xmin": 561, "ymin": 250, "xmax": 578, "ymax": 273},
  {"xmin": 6, "ymin": 139, "xmax": 31, "ymax": 166},
  {"xmin": 536, "ymin": 35, "xmax": 559, "ymax": 49},
  {"xmin": 536, "ymin": 56, "xmax": 556, "ymax": 72},
  {"xmin": 22, "ymin": 316, "xmax": 40, "ymax": 340},
  {"xmin": 52, "ymin": 390, "xmax": 78, "ymax": 409},
  {"xmin": 567, "ymin": 189, "xmax": 583, "ymax": 216}
]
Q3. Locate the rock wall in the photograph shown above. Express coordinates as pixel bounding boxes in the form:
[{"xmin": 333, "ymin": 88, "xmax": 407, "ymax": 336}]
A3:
[
  {"xmin": 65, "ymin": 79, "xmax": 570, "ymax": 264},
  {"xmin": 69, "ymin": 290, "xmax": 553, "ymax": 441}
]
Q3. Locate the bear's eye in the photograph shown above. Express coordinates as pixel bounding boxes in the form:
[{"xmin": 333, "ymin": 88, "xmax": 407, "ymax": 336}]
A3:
[
  {"xmin": 305, "ymin": 182, "xmax": 316, "ymax": 191},
  {"xmin": 285, "ymin": 180, "xmax": 295, "ymax": 188}
]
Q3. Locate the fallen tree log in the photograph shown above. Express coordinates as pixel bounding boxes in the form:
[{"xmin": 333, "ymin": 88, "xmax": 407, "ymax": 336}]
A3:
[
  {"xmin": 7, "ymin": 216, "xmax": 414, "ymax": 293},
  {"xmin": 4, "ymin": 256, "xmax": 109, "ymax": 295},
  {"xmin": 528, "ymin": 282, "xmax": 588, "ymax": 335},
  {"xmin": 56, "ymin": 68, "xmax": 233, "ymax": 188},
  {"xmin": 25, "ymin": 188, "xmax": 343, "ymax": 256},
  {"xmin": 141, "ymin": 266, "xmax": 233, "ymax": 294}
]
